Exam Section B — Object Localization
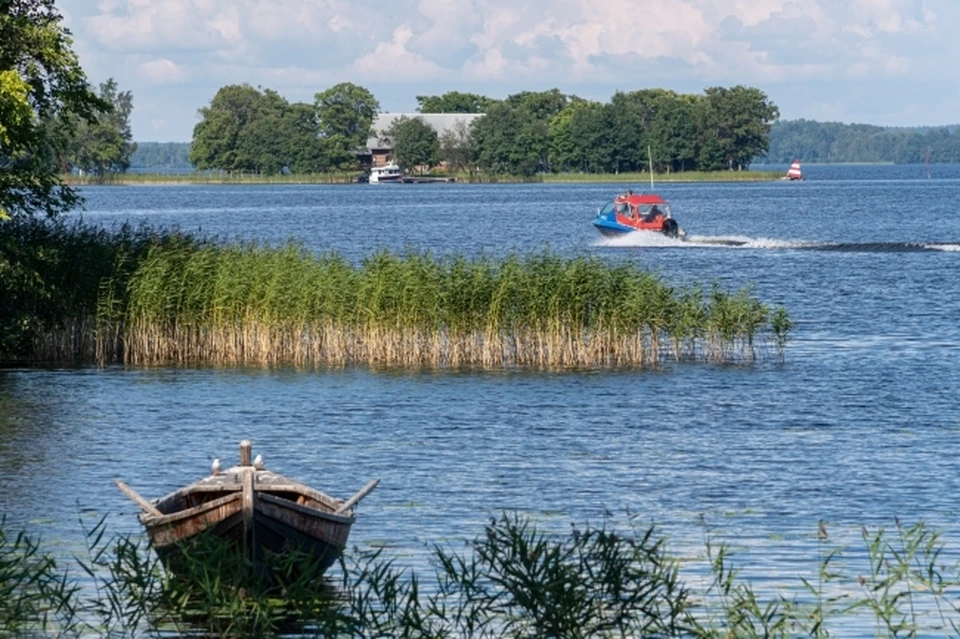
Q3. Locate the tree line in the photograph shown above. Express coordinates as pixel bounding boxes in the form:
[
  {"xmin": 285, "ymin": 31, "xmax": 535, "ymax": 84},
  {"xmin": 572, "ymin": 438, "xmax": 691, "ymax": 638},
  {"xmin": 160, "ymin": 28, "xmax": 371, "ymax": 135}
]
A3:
[
  {"xmin": 187, "ymin": 84, "xmax": 779, "ymax": 176},
  {"xmin": 140, "ymin": 116, "xmax": 960, "ymax": 171},
  {"xmin": 764, "ymin": 119, "xmax": 960, "ymax": 164}
]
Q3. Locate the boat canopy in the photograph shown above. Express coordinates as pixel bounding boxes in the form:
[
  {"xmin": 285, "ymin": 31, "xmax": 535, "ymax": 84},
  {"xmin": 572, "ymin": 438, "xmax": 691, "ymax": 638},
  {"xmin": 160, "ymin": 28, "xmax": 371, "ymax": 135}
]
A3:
[{"xmin": 610, "ymin": 193, "xmax": 671, "ymax": 217}]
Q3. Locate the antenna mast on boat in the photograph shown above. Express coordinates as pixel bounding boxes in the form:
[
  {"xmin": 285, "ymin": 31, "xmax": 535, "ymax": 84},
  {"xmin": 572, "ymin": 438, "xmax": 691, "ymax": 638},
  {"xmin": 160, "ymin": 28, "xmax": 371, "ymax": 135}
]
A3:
[{"xmin": 648, "ymin": 145, "xmax": 654, "ymax": 191}]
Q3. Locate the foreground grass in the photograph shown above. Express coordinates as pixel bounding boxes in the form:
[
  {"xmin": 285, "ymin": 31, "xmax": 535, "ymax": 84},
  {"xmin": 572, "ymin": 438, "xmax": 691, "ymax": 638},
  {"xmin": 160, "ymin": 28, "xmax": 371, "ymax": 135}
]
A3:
[
  {"xmin": 1, "ymin": 219, "xmax": 792, "ymax": 368},
  {"xmin": 3, "ymin": 514, "xmax": 959, "ymax": 637}
]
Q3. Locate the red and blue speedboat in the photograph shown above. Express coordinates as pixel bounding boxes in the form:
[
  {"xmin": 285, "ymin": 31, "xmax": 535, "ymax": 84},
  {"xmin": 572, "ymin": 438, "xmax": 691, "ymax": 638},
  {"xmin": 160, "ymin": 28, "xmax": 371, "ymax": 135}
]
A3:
[{"xmin": 593, "ymin": 192, "xmax": 684, "ymax": 238}]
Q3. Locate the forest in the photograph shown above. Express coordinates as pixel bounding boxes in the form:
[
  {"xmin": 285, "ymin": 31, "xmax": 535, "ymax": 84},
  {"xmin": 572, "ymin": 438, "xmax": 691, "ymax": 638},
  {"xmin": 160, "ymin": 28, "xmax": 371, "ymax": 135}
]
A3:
[
  {"xmin": 761, "ymin": 119, "xmax": 960, "ymax": 163},
  {"xmin": 133, "ymin": 117, "xmax": 960, "ymax": 172}
]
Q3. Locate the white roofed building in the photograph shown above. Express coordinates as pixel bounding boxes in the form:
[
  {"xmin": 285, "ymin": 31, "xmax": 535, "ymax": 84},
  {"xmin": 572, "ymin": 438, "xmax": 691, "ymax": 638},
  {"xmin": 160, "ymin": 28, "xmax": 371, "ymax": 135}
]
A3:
[{"xmin": 361, "ymin": 113, "xmax": 484, "ymax": 167}]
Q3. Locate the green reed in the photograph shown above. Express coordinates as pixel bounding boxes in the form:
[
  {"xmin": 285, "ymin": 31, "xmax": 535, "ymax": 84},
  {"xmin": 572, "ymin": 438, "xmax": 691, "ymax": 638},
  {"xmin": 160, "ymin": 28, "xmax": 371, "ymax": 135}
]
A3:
[
  {"xmin": 1, "ymin": 220, "xmax": 791, "ymax": 368},
  {"xmin": 121, "ymin": 244, "xmax": 788, "ymax": 368},
  {"xmin": 6, "ymin": 515, "xmax": 960, "ymax": 638}
]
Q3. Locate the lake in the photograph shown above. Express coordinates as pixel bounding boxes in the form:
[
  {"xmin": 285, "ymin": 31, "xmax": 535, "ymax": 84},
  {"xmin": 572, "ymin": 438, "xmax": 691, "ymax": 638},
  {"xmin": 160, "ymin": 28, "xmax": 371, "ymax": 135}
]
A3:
[{"xmin": 2, "ymin": 164, "xmax": 960, "ymax": 621}]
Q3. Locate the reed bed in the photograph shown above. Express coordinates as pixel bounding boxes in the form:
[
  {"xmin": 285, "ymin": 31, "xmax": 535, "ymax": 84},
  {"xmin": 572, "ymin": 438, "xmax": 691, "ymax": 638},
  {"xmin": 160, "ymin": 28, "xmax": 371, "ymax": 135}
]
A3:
[
  {"xmin": 4, "ymin": 514, "xmax": 960, "ymax": 638},
  {"xmin": 115, "ymin": 244, "xmax": 790, "ymax": 369},
  {"xmin": 1, "ymin": 219, "xmax": 791, "ymax": 368}
]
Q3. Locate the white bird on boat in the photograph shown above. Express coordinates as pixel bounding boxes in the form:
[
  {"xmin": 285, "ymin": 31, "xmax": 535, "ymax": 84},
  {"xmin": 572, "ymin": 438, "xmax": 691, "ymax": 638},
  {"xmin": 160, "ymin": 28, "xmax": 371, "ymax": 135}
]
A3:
[
  {"xmin": 211, "ymin": 458, "xmax": 222, "ymax": 476},
  {"xmin": 253, "ymin": 454, "xmax": 263, "ymax": 470}
]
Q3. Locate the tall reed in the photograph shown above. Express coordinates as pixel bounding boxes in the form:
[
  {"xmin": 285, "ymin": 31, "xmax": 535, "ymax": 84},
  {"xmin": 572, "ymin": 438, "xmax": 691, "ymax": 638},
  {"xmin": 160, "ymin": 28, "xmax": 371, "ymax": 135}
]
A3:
[
  {"xmin": 1, "ymin": 220, "xmax": 792, "ymax": 368},
  {"xmin": 118, "ymin": 244, "xmax": 789, "ymax": 368}
]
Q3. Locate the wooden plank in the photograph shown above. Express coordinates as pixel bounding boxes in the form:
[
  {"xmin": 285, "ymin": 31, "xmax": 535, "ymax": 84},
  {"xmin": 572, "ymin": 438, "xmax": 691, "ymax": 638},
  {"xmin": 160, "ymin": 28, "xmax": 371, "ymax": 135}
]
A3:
[
  {"xmin": 241, "ymin": 466, "xmax": 255, "ymax": 545},
  {"xmin": 335, "ymin": 478, "xmax": 381, "ymax": 515},
  {"xmin": 115, "ymin": 480, "xmax": 163, "ymax": 517}
]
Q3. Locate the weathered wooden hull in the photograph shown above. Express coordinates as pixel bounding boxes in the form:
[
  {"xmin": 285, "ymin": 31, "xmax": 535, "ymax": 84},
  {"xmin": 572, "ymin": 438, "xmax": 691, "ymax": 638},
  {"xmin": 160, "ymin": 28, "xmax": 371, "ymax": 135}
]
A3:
[
  {"xmin": 119, "ymin": 441, "xmax": 378, "ymax": 582},
  {"xmin": 143, "ymin": 492, "xmax": 353, "ymax": 576},
  {"xmin": 255, "ymin": 494, "xmax": 353, "ymax": 573}
]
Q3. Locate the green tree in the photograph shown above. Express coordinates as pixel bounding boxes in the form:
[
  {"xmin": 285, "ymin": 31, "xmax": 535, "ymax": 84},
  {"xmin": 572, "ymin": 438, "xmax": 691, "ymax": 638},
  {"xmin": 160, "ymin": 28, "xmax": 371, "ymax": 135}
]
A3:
[
  {"xmin": 438, "ymin": 120, "xmax": 475, "ymax": 175},
  {"xmin": 505, "ymin": 88, "xmax": 571, "ymax": 121},
  {"xmin": 384, "ymin": 116, "xmax": 439, "ymax": 173},
  {"xmin": 606, "ymin": 92, "xmax": 645, "ymax": 173},
  {"xmin": 279, "ymin": 102, "xmax": 327, "ymax": 173},
  {"xmin": 699, "ymin": 86, "xmax": 779, "ymax": 170},
  {"xmin": 0, "ymin": 0, "xmax": 107, "ymax": 219},
  {"xmin": 62, "ymin": 78, "xmax": 136, "ymax": 181},
  {"xmin": 642, "ymin": 90, "xmax": 697, "ymax": 173},
  {"xmin": 190, "ymin": 84, "xmax": 298, "ymax": 173},
  {"xmin": 547, "ymin": 99, "xmax": 583, "ymax": 172},
  {"xmin": 314, "ymin": 82, "xmax": 378, "ymax": 170},
  {"xmin": 571, "ymin": 102, "xmax": 617, "ymax": 173},
  {"xmin": 471, "ymin": 103, "xmax": 548, "ymax": 176},
  {"xmin": 416, "ymin": 91, "xmax": 496, "ymax": 113}
]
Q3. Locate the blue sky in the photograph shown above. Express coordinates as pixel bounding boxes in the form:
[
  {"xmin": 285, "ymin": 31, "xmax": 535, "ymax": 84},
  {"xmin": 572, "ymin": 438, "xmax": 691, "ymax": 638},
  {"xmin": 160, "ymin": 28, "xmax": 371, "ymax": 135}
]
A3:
[{"xmin": 58, "ymin": 0, "xmax": 959, "ymax": 142}]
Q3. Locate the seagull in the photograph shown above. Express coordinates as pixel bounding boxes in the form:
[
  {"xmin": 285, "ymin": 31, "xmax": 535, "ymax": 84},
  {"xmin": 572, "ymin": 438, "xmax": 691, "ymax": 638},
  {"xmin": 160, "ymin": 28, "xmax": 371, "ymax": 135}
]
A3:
[
  {"xmin": 253, "ymin": 454, "xmax": 263, "ymax": 471},
  {"xmin": 211, "ymin": 458, "xmax": 222, "ymax": 476}
]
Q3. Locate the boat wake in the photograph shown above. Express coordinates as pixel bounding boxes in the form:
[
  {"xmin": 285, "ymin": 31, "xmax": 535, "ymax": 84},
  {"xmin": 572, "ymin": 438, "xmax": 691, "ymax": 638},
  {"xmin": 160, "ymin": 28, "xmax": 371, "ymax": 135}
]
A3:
[{"xmin": 595, "ymin": 234, "xmax": 960, "ymax": 253}]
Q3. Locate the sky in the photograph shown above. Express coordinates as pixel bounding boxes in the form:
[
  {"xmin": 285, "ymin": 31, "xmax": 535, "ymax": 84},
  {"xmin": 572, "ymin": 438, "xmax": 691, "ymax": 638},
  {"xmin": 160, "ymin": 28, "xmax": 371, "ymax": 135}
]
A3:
[{"xmin": 57, "ymin": 0, "xmax": 960, "ymax": 142}]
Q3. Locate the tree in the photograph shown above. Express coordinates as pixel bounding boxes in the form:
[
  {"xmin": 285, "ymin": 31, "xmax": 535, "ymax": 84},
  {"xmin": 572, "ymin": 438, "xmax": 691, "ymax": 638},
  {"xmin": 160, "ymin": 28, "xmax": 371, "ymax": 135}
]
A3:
[
  {"xmin": 438, "ymin": 120, "xmax": 475, "ymax": 175},
  {"xmin": 279, "ymin": 102, "xmax": 328, "ymax": 173},
  {"xmin": 699, "ymin": 86, "xmax": 779, "ymax": 170},
  {"xmin": 62, "ymin": 78, "xmax": 137, "ymax": 181},
  {"xmin": 570, "ymin": 102, "xmax": 617, "ymax": 173},
  {"xmin": 384, "ymin": 116, "xmax": 438, "ymax": 173},
  {"xmin": 0, "ymin": 0, "xmax": 107, "ymax": 219},
  {"xmin": 190, "ymin": 85, "xmax": 295, "ymax": 173},
  {"xmin": 471, "ymin": 103, "xmax": 548, "ymax": 176},
  {"xmin": 416, "ymin": 92, "xmax": 497, "ymax": 113},
  {"xmin": 314, "ymin": 82, "xmax": 379, "ymax": 169},
  {"xmin": 505, "ymin": 89, "xmax": 571, "ymax": 121},
  {"xmin": 605, "ymin": 92, "xmax": 645, "ymax": 173}
]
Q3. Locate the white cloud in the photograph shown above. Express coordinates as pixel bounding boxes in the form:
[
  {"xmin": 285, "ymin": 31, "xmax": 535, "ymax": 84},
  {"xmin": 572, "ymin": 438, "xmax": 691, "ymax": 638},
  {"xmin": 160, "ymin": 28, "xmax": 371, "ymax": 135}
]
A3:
[
  {"xmin": 54, "ymin": 0, "xmax": 960, "ymax": 140},
  {"xmin": 348, "ymin": 26, "xmax": 448, "ymax": 81},
  {"xmin": 139, "ymin": 59, "xmax": 188, "ymax": 84}
]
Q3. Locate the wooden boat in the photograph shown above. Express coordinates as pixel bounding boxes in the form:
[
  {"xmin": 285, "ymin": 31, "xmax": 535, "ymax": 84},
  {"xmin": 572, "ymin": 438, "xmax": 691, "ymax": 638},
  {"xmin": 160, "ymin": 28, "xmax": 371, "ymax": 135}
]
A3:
[{"xmin": 116, "ymin": 440, "xmax": 379, "ymax": 577}]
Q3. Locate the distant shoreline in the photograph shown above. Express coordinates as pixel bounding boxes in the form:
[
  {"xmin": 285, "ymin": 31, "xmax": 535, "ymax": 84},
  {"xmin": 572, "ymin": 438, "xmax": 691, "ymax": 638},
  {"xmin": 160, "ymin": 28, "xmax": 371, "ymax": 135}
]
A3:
[{"xmin": 68, "ymin": 170, "xmax": 785, "ymax": 186}]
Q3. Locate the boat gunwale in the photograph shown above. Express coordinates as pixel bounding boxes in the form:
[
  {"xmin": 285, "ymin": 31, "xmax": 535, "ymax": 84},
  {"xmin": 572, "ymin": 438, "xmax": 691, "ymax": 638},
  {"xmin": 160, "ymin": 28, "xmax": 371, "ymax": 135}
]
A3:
[
  {"xmin": 258, "ymin": 493, "xmax": 355, "ymax": 524},
  {"xmin": 142, "ymin": 492, "xmax": 242, "ymax": 527}
]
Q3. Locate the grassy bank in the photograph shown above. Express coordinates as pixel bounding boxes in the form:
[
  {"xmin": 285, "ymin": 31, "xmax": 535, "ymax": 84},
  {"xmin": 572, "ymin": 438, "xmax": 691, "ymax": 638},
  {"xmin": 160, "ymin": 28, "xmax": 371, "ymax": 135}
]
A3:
[
  {"xmin": 2, "ymin": 514, "xmax": 955, "ymax": 637},
  {"xmin": 543, "ymin": 170, "xmax": 784, "ymax": 183},
  {"xmin": 1, "ymin": 219, "xmax": 791, "ymax": 368},
  {"xmin": 68, "ymin": 171, "xmax": 359, "ymax": 185},
  {"xmin": 68, "ymin": 169, "xmax": 783, "ymax": 186}
]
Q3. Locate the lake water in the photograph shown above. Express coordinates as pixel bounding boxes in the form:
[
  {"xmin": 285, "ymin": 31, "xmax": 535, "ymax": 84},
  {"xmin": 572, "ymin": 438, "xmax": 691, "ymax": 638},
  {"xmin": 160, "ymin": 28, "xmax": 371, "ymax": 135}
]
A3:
[{"xmin": 2, "ymin": 165, "xmax": 960, "ymax": 626}]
